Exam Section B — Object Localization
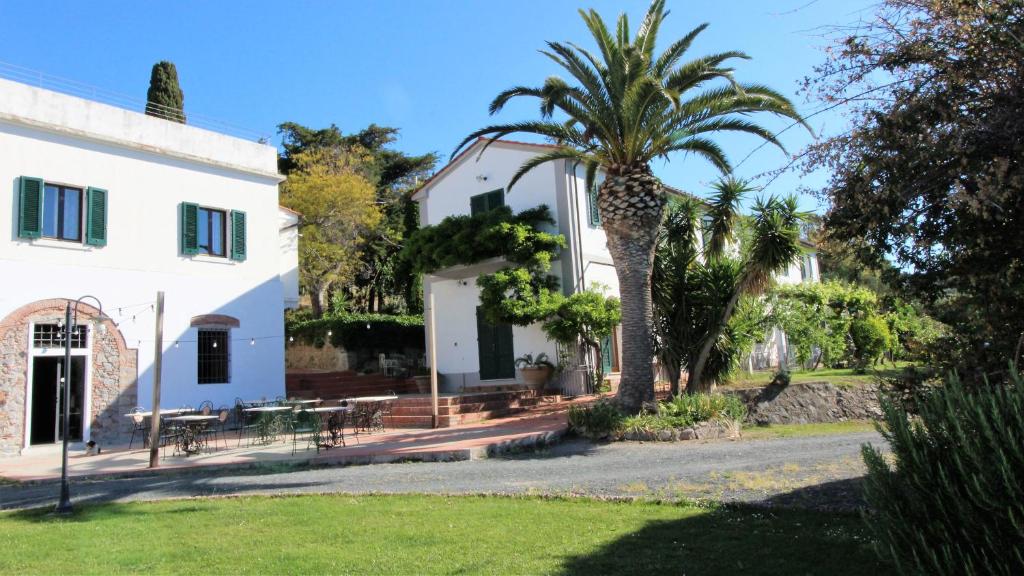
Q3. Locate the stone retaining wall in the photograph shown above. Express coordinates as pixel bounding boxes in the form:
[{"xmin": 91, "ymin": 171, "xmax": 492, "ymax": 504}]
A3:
[{"xmin": 726, "ymin": 381, "xmax": 882, "ymax": 425}]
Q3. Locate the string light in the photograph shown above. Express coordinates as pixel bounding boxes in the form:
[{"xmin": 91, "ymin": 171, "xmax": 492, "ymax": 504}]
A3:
[
  {"xmin": 212, "ymin": 341, "xmax": 218, "ymax": 349},
  {"xmin": 289, "ymin": 336, "xmax": 294, "ymax": 343},
  {"xmin": 250, "ymin": 338, "xmax": 256, "ymax": 346},
  {"xmin": 327, "ymin": 330, "xmax": 333, "ymax": 337},
  {"xmin": 174, "ymin": 341, "xmax": 180, "ymax": 348}
]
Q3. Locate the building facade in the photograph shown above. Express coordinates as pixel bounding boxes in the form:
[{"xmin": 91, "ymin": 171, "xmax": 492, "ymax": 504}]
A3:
[
  {"xmin": 413, "ymin": 138, "xmax": 818, "ymax": 393},
  {"xmin": 0, "ymin": 78, "xmax": 296, "ymax": 456}
]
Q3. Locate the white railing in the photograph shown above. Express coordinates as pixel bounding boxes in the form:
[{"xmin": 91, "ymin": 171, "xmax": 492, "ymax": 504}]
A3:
[{"xmin": 0, "ymin": 60, "xmax": 270, "ymax": 142}]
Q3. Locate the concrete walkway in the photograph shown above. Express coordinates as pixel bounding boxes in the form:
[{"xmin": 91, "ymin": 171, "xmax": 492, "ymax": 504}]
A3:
[{"xmin": 0, "ymin": 410, "xmax": 568, "ymax": 482}]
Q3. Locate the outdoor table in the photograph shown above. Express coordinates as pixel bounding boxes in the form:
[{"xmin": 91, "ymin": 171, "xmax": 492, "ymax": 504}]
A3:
[
  {"xmin": 123, "ymin": 408, "xmax": 196, "ymax": 449},
  {"xmin": 123, "ymin": 408, "xmax": 195, "ymax": 418},
  {"xmin": 281, "ymin": 398, "xmax": 322, "ymax": 406},
  {"xmin": 165, "ymin": 415, "xmax": 218, "ymax": 455},
  {"xmin": 311, "ymin": 405, "xmax": 354, "ymax": 447},
  {"xmin": 347, "ymin": 395, "xmax": 398, "ymax": 433},
  {"xmin": 243, "ymin": 405, "xmax": 293, "ymax": 444}
]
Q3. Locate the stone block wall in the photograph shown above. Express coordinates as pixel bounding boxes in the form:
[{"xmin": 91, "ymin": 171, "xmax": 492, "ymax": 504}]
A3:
[{"xmin": 726, "ymin": 381, "xmax": 883, "ymax": 425}]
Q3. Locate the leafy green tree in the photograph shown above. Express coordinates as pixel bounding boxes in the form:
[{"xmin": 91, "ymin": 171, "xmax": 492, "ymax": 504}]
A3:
[
  {"xmin": 803, "ymin": 0, "xmax": 1024, "ymax": 380},
  {"xmin": 455, "ymin": 0, "xmax": 804, "ymax": 411},
  {"xmin": 770, "ymin": 281, "xmax": 878, "ymax": 369},
  {"xmin": 850, "ymin": 314, "xmax": 893, "ymax": 368},
  {"xmin": 279, "ymin": 148, "xmax": 381, "ymax": 318},
  {"xmin": 278, "ymin": 123, "xmax": 437, "ymax": 314},
  {"xmin": 542, "ymin": 290, "xmax": 621, "ymax": 385},
  {"xmin": 652, "ymin": 180, "xmax": 801, "ymax": 395},
  {"xmin": 145, "ymin": 61, "xmax": 185, "ymax": 123}
]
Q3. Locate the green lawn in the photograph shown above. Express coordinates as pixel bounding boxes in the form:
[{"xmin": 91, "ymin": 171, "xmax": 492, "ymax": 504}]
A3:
[
  {"xmin": 0, "ymin": 494, "xmax": 889, "ymax": 575},
  {"xmin": 722, "ymin": 363, "xmax": 915, "ymax": 389},
  {"xmin": 741, "ymin": 420, "xmax": 879, "ymax": 440}
]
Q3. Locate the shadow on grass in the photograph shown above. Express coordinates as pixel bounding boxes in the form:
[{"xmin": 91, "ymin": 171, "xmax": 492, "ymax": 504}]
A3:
[
  {"xmin": 557, "ymin": 504, "xmax": 891, "ymax": 576},
  {"xmin": 761, "ymin": 477, "xmax": 868, "ymax": 513},
  {"xmin": 0, "ymin": 467, "xmax": 329, "ymax": 515}
]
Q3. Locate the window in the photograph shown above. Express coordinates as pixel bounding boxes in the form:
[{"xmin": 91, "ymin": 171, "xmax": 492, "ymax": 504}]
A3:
[
  {"xmin": 42, "ymin": 185, "xmax": 82, "ymax": 241},
  {"xmin": 197, "ymin": 329, "xmax": 230, "ymax": 384},
  {"xmin": 180, "ymin": 202, "xmax": 246, "ymax": 261},
  {"xmin": 32, "ymin": 323, "xmax": 87, "ymax": 349},
  {"xmin": 800, "ymin": 254, "xmax": 815, "ymax": 281},
  {"xmin": 700, "ymin": 214, "xmax": 715, "ymax": 248},
  {"xmin": 587, "ymin": 187, "xmax": 601, "ymax": 227},
  {"xmin": 197, "ymin": 207, "xmax": 227, "ymax": 257},
  {"xmin": 470, "ymin": 189, "xmax": 504, "ymax": 216}
]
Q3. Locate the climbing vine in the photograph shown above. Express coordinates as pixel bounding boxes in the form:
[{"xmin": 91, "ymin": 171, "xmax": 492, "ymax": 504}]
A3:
[{"xmin": 404, "ymin": 205, "xmax": 566, "ymax": 325}]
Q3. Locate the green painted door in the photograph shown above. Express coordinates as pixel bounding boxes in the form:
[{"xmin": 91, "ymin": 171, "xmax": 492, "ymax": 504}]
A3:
[
  {"xmin": 477, "ymin": 307, "xmax": 515, "ymax": 380},
  {"xmin": 600, "ymin": 334, "xmax": 614, "ymax": 374}
]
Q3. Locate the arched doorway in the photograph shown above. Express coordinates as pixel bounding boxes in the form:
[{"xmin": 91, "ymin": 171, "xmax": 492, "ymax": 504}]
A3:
[{"xmin": 0, "ymin": 299, "xmax": 137, "ymax": 456}]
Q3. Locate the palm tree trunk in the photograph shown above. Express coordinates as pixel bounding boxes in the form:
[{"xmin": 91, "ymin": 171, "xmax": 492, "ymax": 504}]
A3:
[
  {"xmin": 599, "ymin": 166, "xmax": 665, "ymax": 413},
  {"xmin": 688, "ymin": 287, "xmax": 743, "ymax": 394}
]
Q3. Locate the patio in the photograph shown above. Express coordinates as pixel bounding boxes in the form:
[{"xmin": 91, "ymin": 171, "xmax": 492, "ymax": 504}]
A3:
[{"xmin": 0, "ymin": 408, "xmax": 573, "ymax": 482}]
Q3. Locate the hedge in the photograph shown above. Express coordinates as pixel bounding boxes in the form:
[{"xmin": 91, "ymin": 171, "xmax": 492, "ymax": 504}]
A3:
[{"xmin": 287, "ymin": 313, "xmax": 424, "ymax": 350}]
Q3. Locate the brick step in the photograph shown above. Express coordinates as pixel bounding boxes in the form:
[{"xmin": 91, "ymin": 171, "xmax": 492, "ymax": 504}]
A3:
[
  {"xmin": 394, "ymin": 390, "xmax": 540, "ymax": 407},
  {"xmin": 389, "ymin": 399, "xmax": 536, "ymax": 417}
]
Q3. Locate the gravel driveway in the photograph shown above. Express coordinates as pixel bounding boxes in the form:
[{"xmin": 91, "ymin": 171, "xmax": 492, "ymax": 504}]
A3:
[{"xmin": 0, "ymin": 431, "xmax": 884, "ymax": 512}]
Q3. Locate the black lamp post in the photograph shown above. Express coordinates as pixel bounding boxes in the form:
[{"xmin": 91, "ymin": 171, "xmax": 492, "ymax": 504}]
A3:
[{"xmin": 55, "ymin": 295, "xmax": 107, "ymax": 515}]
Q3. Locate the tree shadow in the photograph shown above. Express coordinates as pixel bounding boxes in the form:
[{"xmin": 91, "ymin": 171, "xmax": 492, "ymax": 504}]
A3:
[
  {"xmin": 759, "ymin": 476, "xmax": 868, "ymax": 513},
  {"xmin": 556, "ymin": 503, "xmax": 891, "ymax": 576}
]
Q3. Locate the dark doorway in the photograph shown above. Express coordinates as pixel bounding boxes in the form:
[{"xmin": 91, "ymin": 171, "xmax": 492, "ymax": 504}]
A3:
[
  {"xmin": 476, "ymin": 306, "xmax": 515, "ymax": 380},
  {"xmin": 30, "ymin": 356, "xmax": 86, "ymax": 445}
]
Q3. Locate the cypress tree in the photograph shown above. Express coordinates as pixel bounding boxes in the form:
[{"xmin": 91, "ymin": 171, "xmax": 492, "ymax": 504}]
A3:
[{"xmin": 145, "ymin": 61, "xmax": 185, "ymax": 123}]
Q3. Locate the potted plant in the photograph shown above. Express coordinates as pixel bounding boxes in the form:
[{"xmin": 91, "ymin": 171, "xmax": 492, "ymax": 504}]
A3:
[{"xmin": 515, "ymin": 353, "xmax": 555, "ymax": 390}]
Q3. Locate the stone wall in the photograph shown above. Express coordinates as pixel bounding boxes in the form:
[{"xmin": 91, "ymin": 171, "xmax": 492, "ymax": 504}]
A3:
[
  {"xmin": 726, "ymin": 381, "xmax": 882, "ymax": 425},
  {"xmin": 0, "ymin": 299, "xmax": 136, "ymax": 456}
]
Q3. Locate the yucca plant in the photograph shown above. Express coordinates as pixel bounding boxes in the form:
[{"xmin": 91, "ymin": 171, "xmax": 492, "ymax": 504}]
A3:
[
  {"xmin": 454, "ymin": 0, "xmax": 805, "ymax": 412},
  {"xmin": 862, "ymin": 367, "xmax": 1024, "ymax": 575}
]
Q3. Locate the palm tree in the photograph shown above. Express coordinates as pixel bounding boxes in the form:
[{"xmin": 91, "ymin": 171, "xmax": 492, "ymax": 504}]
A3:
[
  {"xmin": 454, "ymin": 0, "xmax": 806, "ymax": 412},
  {"xmin": 653, "ymin": 178, "xmax": 804, "ymax": 395}
]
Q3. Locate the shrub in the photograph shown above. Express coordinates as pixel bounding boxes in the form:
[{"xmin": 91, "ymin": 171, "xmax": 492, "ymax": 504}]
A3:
[
  {"xmin": 771, "ymin": 369, "xmax": 791, "ymax": 388},
  {"xmin": 621, "ymin": 413, "xmax": 673, "ymax": 435},
  {"xmin": 862, "ymin": 368, "xmax": 1024, "ymax": 575},
  {"xmin": 287, "ymin": 313, "xmax": 424, "ymax": 350},
  {"xmin": 850, "ymin": 314, "xmax": 892, "ymax": 367},
  {"xmin": 568, "ymin": 401, "xmax": 623, "ymax": 440},
  {"xmin": 657, "ymin": 393, "xmax": 747, "ymax": 427}
]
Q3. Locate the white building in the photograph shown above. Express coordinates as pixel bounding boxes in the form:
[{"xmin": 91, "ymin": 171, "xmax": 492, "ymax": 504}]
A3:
[
  {"xmin": 0, "ymin": 77, "xmax": 297, "ymax": 456},
  {"xmin": 412, "ymin": 138, "xmax": 818, "ymax": 393}
]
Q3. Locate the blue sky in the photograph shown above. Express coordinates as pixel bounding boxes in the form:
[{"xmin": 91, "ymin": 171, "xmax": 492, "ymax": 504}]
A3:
[{"xmin": 1, "ymin": 1, "xmax": 875, "ymax": 211}]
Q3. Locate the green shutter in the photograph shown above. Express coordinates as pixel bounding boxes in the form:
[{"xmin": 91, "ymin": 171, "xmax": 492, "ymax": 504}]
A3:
[
  {"xmin": 470, "ymin": 194, "xmax": 487, "ymax": 216},
  {"xmin": 85, "ymin": 187, "xmax": 108, "ymax": 246},
  {"xmin": 601, "ymin": 335, "xmax": 614, "ymax": 373},
  {"xmin": 495, "ymin": 321, "xmax": 515, "ymax": 379},
  {"xmin": 476, "ymin": 306, "xmax": 514, "ymax": 380},
  {"xmin": 230, "ymin": 210, "xmax": 247, "ymax": 262},
  {"xmin": 17, "ymin": 176, "xmax": 44, "ymax": 239},
  {"xmin": 487, "ymin": 189, "xmax": 504, "ymax": 211},
  {"xmin": 180, "ymin": 202, "xmax": 199, "ymax": 255},
  {"xmin": 588, "ymin": 187, "xmax": 601, "ymax": 227},
  {"xmin": 470, "ymin": 189, "xmax": 505, "ymax": 216}
]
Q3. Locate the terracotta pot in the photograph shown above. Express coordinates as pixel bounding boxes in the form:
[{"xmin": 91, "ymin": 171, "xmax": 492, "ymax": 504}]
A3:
[{"xmin": 519, "ymin": 366, "xmax": 553, "ymax": 390}]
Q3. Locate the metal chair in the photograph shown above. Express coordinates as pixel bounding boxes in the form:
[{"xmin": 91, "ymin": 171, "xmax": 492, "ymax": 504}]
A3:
[
  {"xmin": 198, "ymin": 400, "xmax": 214, "ymax": 416},
  {"xmin": 381, "ymin": 391, "xmax": 397, "ymax": 431},
  {"xmin": 289, "ymin": 409, "xmax": 323, "ymax": 455},
  {"xmin": 128, "ymin": 407, "xmax": 147, "ymax": 450},
  {"xmin": 203, "ymin": 406, "xmax": 231, "ymax": 450}
]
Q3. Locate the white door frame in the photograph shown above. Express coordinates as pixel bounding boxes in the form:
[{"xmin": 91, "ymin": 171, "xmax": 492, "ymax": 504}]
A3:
[{"xmin": 22, "ymin": 321, "xmax": 93, "ymax": 450}]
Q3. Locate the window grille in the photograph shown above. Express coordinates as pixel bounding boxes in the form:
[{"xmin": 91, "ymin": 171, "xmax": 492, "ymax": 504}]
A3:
[
  {"xmin": 32, "ymin": 323, "xmax": 87, "ymax": 348},
  {"xmin": 197, "ymin": 329, "xmax": 230, "ymax": 383}
]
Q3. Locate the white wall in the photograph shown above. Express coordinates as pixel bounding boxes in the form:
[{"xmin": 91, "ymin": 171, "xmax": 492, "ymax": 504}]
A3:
[
  {"xmin": 0, "ymin": 82, "xmax": 287, "ymax": 410},
  {"xmin": 420, "ymin": 142, "xmax": 561, "ymax": 231},
  {"xmin": 428, "ymin": 277, "xmax": 558, "ymax": 387},
  {"xmin": 279, "ymin": 208, "xmax": 300, "ymax": 309}
]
